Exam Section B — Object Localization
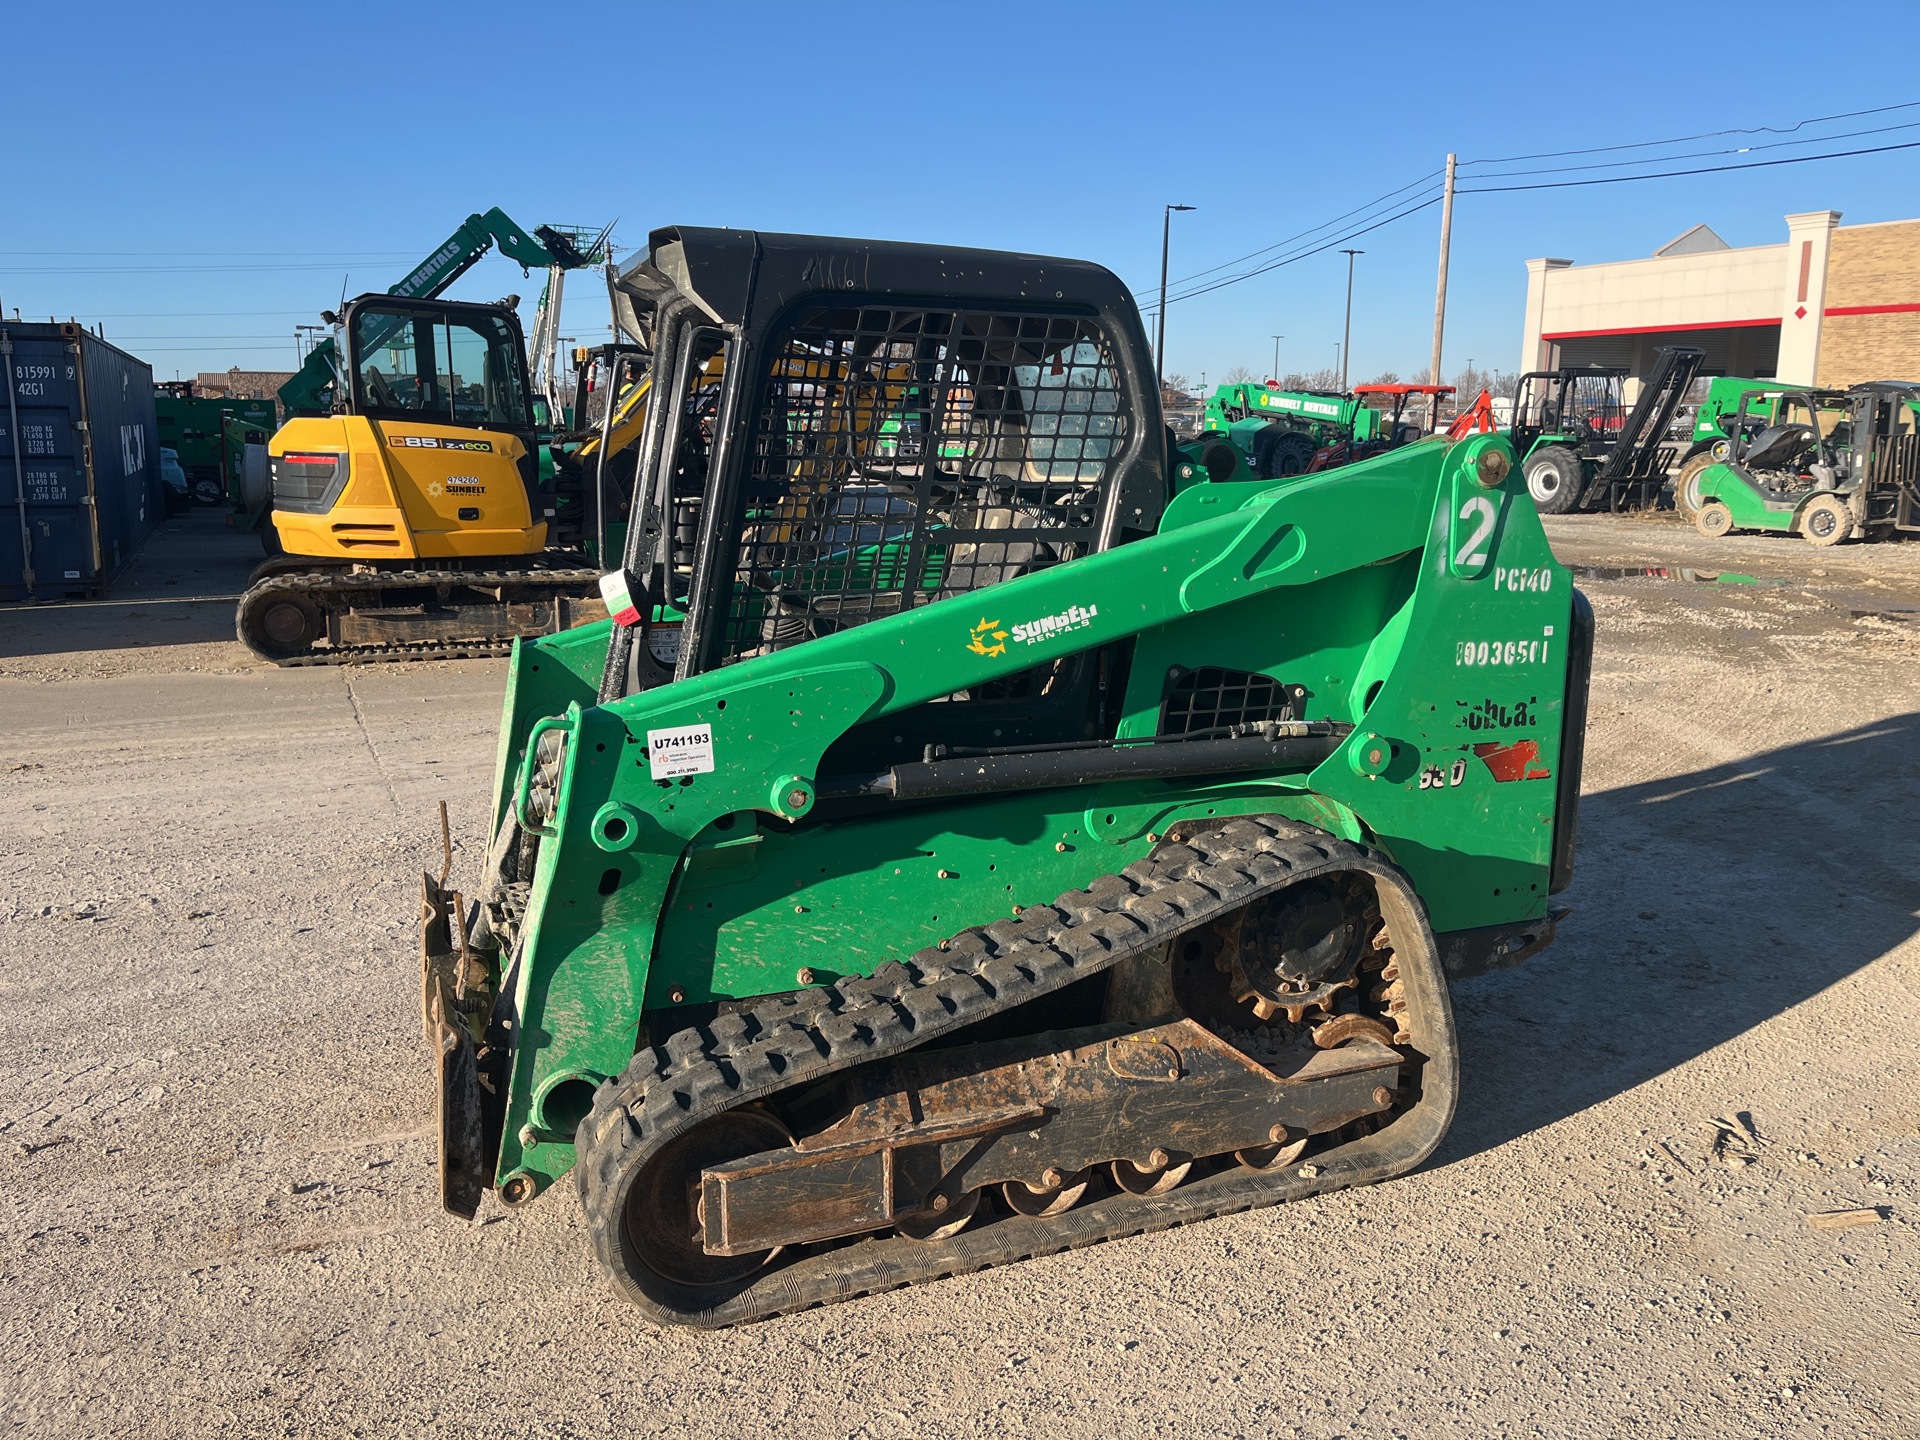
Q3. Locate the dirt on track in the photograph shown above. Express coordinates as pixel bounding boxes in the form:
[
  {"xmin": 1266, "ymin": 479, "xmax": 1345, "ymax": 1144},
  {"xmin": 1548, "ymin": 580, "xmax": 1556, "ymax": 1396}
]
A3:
[{"xmin": 1, "ymin": 510, "xmax": 1915, "ymax": 1438}]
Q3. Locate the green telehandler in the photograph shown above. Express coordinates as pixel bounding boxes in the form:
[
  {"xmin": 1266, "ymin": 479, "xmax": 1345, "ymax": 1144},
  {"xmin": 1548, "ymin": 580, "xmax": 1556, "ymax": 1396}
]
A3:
[
  {"xmin": 1200, "ymin": 380, "xmax": 1388, "ymax": 478},
  {"xmin": 421, "ymin": 226, "xmax": 1593, "ymax": 1326}
]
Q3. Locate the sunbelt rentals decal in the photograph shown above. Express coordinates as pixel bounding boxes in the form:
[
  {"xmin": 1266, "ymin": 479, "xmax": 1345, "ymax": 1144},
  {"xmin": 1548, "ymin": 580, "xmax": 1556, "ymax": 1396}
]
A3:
[{"xmin": 966, "ymin": 602, "xmax": 1099, "ymax": 658}]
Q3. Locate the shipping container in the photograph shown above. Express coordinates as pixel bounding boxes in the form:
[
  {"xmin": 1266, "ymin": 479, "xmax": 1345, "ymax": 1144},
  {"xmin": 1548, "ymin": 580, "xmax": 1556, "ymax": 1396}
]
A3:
[{"xmin": 1, "ymin": 322, "xmax": 160, "ymax": 601}]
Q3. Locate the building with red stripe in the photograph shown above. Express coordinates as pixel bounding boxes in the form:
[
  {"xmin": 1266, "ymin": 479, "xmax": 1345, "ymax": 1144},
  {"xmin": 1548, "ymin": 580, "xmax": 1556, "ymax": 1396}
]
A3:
[{"xmin": 1520, "ymin": 211, "xmax": 1920, "ymax": 390}]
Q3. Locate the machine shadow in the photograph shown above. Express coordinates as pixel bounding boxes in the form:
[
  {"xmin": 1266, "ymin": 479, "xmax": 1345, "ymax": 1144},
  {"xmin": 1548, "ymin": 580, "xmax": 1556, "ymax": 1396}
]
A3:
[
  {"xmin": 0, "ymin": 510, "xmax": 259, "ymax": 659},
  {"xmin": 0, "ymin": 596, "xmax": 240, "ymax": 658},
  {"xmin": 1432, "ymin": 712, "xmax": 1920, "ymax": 1164}
]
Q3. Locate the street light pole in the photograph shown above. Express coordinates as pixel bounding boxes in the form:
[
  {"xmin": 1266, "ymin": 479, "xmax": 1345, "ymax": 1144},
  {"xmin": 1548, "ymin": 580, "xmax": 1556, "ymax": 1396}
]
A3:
[
  {"xmin": 1339, "ymin": 249, "xmax": 1363, "ymax": 389},
  {"xmin": 1271, "ymin": 334, "xmax": 1284, "ymax": 382},
  {"xmin": 1157, "ymin": 203, "xmax": 1196, "ymax": 387}
]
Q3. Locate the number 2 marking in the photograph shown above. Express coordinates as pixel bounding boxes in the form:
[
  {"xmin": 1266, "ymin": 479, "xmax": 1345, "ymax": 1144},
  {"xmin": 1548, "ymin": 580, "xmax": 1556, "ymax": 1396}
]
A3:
[{"xmin": 1455, "ymin": 495, "xmax": 1497, "ymax": 569}]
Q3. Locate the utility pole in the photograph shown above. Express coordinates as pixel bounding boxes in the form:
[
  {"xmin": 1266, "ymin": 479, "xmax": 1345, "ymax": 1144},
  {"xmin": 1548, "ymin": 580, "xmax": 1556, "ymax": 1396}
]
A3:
[
  {"xmin": 1157, "ymin": 203, "xmax": 1196, "ymax": 387},
  {"xmin": 1429, "ymin": 152, "xmax": 1457, "ymax": 388},
  {"xmin": 1339, "ymin": 250, "xmax": 1363, "ymax": 389},
  {"xmin": 1271, "ymin": 334, "xmax": 1284, "ymax": 382}
]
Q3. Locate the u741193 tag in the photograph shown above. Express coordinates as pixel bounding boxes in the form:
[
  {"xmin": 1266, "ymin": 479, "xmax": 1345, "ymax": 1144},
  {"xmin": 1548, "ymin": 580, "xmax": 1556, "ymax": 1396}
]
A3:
[{"xmin": 647, "ymin": 723, "xmax": 714, "ymax": 780}]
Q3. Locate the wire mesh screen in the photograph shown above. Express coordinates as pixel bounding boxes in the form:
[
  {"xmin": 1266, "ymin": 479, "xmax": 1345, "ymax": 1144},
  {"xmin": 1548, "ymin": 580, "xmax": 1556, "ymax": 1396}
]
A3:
[{"xmin": 714, "ymin": 304, "xmax": 1129, "ymax": 664}]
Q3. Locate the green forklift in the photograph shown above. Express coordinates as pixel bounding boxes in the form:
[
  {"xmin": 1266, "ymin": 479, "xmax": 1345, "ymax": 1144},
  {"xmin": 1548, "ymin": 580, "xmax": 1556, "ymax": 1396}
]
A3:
[
  {"xmin": 1692, "ymin": 381, "xmax": 1920, "ymax": 545},
  {"xmin": 1670, "ymin": 375, "xmax": 1778, "ymax": 517}
]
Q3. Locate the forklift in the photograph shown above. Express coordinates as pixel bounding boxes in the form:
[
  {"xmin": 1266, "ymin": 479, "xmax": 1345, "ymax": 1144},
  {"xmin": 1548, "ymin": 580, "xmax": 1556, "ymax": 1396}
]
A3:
[
  {"xmin": 1693, "ymin": 381, "xmax": 1920, "ymax": 545},
  {"xmin": 1511, "ymin": 347, "xmax": 1703, "ymax": 513}
]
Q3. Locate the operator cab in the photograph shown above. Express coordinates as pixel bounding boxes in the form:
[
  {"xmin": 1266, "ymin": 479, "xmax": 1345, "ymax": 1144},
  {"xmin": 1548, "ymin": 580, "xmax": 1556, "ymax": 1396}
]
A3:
[
  {"xmin": 1510, "ymin": 365, "xmax": 1626, "ymax": 459},
  {"xmin": 1728, "ymin": 387, "xmax": 1849, "ymax": 489},
  {"xmin": 340, "ymin": 293, "xmax": 542, "ymax": 513},
  {"xmin": 1350, "ymin": 384, "xmax": 1457, "ymax": 447}
]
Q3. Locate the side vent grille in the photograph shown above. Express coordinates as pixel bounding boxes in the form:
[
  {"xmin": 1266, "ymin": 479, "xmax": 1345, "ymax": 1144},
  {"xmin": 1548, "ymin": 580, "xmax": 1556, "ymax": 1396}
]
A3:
[{"xmin": 1158, "ymin": 666, "xmax": 1304, "ymax": 737}]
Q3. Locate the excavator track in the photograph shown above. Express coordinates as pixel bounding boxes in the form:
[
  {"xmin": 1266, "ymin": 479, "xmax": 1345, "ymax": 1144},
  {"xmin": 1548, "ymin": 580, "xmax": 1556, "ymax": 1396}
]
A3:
[
  {"xmin": 574, "ymin": 816, "xmax": 1461, "ymax": 1327},
  {"xmin": 235, "ymin": 565, "xmax": 604, "ymax": 666}
]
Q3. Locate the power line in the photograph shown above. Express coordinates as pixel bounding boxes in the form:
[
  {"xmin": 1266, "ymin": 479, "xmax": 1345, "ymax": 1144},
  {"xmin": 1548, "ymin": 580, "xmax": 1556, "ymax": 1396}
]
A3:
[
  {"xmin": 43, "ymin": 310, "xmax": 321, "ymax": 319},
  {"xmin": 1459, "ymin": 117, "xmax": 1920, "ymax": 181},
  {"xmin": 1139, "ymin": 169, "xmax": 1442, "ymax": 296},
  {"xmin": 1142, "ymin": 195, "xmax": 1442, "ymax": 315},
  {"xmin": 1460, "ymin": 99, "xmax": 1920, "ymax": 167},
  {"xmin": 0, "ymin": 263, "xmax": 376, "ymax": 275},
  {"xmin": 0, "ymin": 249, "xmax": 423, "ymax": 258},
  {"xmin": 1458, "ymin": 138, "xmax": 1920, "ymax": 194},
  {"xmin": 0, "ymin": 253, "xmax": 550, "ymax": 276},
  {"xmin": 119, "ymin": 345, "xmax": 299, "ymax": 353}
]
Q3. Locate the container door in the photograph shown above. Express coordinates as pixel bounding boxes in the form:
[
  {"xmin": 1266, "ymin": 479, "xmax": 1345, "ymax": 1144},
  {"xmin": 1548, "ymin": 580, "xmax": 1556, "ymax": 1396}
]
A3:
[{"xmin": 1, "ymin": 331, "xmax": 98, "ymax": 601}]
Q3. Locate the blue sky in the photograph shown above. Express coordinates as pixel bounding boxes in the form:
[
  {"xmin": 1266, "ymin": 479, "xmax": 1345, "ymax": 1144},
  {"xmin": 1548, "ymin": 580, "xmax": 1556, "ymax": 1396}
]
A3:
[{"xmin": 4, "ymin": 1, "xmax": 1918, "ymax": 390}]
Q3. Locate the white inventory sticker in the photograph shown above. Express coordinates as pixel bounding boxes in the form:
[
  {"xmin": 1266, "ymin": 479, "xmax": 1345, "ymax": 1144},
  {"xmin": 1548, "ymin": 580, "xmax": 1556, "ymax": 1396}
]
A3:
[{"xmin": 647, "ymin": 723, "xmax": 714, "ymax": 780}]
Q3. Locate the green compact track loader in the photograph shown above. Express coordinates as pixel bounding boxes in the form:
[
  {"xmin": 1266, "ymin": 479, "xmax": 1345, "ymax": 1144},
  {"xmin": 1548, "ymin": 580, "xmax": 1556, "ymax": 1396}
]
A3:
[{"xmin": 421, "ymin": 226, "xmax": 1593, "ymax": 1326}]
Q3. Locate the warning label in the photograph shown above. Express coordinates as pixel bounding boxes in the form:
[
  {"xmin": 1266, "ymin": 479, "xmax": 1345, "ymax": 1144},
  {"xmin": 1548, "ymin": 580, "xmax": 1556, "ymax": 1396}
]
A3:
[{"xmin": 647, "ymin": 723, "xmax": 714, "ymax": 780}]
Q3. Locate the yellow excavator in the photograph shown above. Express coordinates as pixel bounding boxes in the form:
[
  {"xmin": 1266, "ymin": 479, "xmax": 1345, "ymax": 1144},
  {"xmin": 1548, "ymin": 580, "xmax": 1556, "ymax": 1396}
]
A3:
[
  {"xmin": 237, "ymin": 277, "xmax": 929, "ymax": 665},
  {"xmin": 237, "ymin": 291, "xmax": 617, "ymax": 663},
  {"xmin": 237, "ymin": 209, "xmax": 632, "ymax": 665}
]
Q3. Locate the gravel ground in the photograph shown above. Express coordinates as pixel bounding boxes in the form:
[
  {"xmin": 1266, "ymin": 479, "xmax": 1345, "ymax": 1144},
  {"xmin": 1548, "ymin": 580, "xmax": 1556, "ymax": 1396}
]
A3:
[{"xmin": 1, "ymin": 510, "xmax": 1914, "ymax": 1438}]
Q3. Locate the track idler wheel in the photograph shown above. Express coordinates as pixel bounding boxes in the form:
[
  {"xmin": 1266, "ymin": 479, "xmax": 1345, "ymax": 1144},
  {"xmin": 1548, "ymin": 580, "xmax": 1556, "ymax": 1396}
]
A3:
[
  {"xmin": 236, "ymin": 585, "xmax": 324, "ymax": 662},
  {"xmin": 1235, "ymin": 1131, "xmax": 1310, "ymax": 1172},
  {"xmin": 1311, "ymin": 1013, "xmax": 1399, "ymax": 1050},
  {"xmin": 1002, "ymin": 1167, "xmax": 1092, "ymax": 1217},
  {"xmin": 622, "ymin": 1108, "xmax": 793, "ymax": 1290}
]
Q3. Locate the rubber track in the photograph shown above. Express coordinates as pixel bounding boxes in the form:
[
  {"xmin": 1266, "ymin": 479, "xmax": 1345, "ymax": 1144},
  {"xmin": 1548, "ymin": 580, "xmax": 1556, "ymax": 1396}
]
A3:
[
  {"xmin": 574, "ymin": 815, "xmax": 1457, "ymax": 1327},
  {"xmin": 240, "ymin": 566, "xmax": 602, "ymax": 667}
]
